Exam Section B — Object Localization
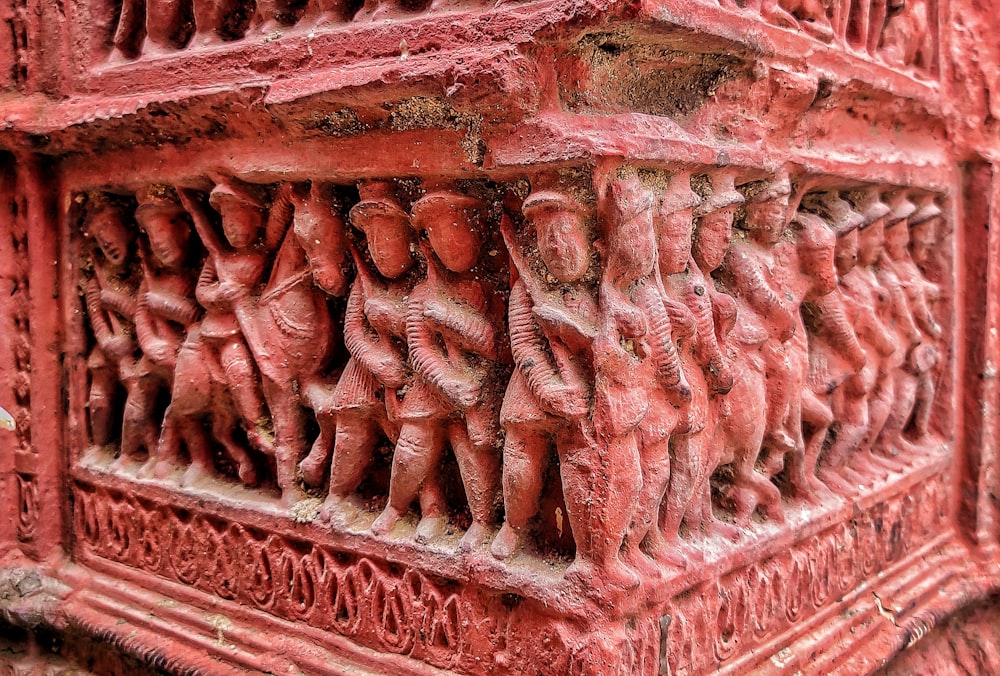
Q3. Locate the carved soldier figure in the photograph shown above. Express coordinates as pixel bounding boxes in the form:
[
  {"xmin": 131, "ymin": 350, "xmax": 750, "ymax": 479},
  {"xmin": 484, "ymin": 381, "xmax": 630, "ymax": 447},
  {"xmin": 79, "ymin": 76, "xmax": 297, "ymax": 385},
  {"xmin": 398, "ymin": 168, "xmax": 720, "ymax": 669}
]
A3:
[
  {"xmin": 825, "ymin": 189, "xmax": 901, "ymax": 485},
  {"xmin": 178, "ymin": 179, "xmax": 325, "ymax": 503},
  {"xmin": 83, "ymin": 198, "xmax": 139, "ymax": 447},
  {"xmin": 676, "ymin": 169, "xmax": 746, "ymax": 539},
  {"xmin": 906, "ymin": 196, "xmax": 944, "ymax": 440},
  {"xmin": 121, "ymin": 188, "xmax": 200, "ymax": 467},
  {"xmin": 721, "ymin": 173, "xmax": 804, "ymax": 473},
  {"xmin": 586, "ymin": 172, "xmax": 687, "ymax": 588},
  {"xmin": 371, "ymin": 186, "xmax": 506, "ymax": 551},
  {"xmin": 796, "ymin": 194, "xmax": 867, "ymax": 493},
  {"xmin": 873, "ymin": 193, "xmax": 941, "ymax": 456},
  {"xmin": 490, "ymin": 189, "xmax": 598, "ymax": 563},
  {"xmin": 632, "ymin": 170, "xmax": 703, "ymax": 571},
  {"xmin": 298, "ymin": 181, "xmax": 423, "ymax": 527}
]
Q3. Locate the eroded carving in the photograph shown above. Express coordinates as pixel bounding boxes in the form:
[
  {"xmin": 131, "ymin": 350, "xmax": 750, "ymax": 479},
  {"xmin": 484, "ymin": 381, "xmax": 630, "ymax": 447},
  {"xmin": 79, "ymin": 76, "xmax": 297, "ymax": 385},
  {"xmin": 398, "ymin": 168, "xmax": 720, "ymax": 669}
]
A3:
[{"xmin": 74, "ymin": 169, "xmax": 949, "ymax": 586}]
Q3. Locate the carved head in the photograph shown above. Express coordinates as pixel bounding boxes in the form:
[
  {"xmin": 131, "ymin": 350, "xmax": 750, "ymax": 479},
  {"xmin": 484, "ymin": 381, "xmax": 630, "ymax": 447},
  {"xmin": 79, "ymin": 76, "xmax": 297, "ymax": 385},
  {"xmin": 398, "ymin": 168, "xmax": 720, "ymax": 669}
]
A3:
[
  {"xmin": 856, "ymin": 189, "xmax": 890, "ymax": 267},
  {"xmin": 87, "ymin": 199, "xmax": 133, "ymax": 268},
  {"xmin": 656, "ymin": 170, "xmax": 700, "ymax": 276},
  {"xmin": 693, "ymin": 169, "xmax": 744, "ymax": 272},
  {"xmin": 909, "ymin": 196, "xmax": 942, "ymax": 266},
  {"xmin": 604, "ymin": 174, "xmax": 657, "ymax": 280},
  {"xmin": 808, "ymin": 192, "xmax": 865, "ymax": 276},
  {"xmin": 411, "ymin": 190, "xmax": 485, "ymax": 274},
  {"xmin": 795, "ymin": 212, "xmax": 838, "ymax": 294},
  {"xmin": 135, "ymin": 186, "xmax": 192, "ymax": 270},
  {"xmin": 884, "ymin": 193, "xmax": 917, "ymax": 260},
  {"xmin": 350, "ymin": 181, "xmax": 415, "ymax": 280},
  {"xmin": 522, "ymin": 190, "xmax": 590, "ymax": 283},
  {"xmin": 209, "ymin": 179, "xmax": 266, "ymax": 250},
  {"xmin": 292, "ymin": 184, "xmax": 349, "ymax": 296},
  {"xmin": 743, "ymin": 172, "xmax": 793, "ymax": 245},
  {"xmin": 835, "ymin": 228, "xmax": 860, "ymax": 276}
]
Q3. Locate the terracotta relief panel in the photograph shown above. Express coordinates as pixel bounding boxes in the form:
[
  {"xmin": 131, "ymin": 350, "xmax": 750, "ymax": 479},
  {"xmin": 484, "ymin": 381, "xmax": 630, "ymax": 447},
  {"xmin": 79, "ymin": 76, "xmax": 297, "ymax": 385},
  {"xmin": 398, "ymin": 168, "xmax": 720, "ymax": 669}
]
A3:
[{"xmin": 63, "ymin": 159, "xmax": 954, "ymax": 671}]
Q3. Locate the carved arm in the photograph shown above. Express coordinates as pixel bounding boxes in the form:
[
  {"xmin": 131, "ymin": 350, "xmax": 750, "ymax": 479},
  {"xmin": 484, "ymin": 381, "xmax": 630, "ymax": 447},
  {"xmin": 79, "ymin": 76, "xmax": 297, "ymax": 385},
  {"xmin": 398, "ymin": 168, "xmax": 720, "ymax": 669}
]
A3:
[{"xmin": 343, "ymin": 282, "xmax": 407, "ymax": 389}]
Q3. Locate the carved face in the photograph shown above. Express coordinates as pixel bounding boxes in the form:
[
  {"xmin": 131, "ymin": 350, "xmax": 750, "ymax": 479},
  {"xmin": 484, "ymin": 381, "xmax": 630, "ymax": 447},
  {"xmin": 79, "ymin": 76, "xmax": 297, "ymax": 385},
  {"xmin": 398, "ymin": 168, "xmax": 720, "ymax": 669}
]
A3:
[
  {"xmin": 910, "ymin": 218, "xmax": 937, "ymax": 266},
  {"xmin": 858, "ymin": 219, "xmax": 885, "ymax": 267},
  {"xmin": 218, "ymin": 201, "xmax": 263, "ymax": 249},
  {"xmin": 801, "ymin": 243, "xmax": 838, "ymax": 295},
  {"xmin": 745, "ymin": 194, "xmax": 790, "ymax": 244},
  {"xmin": 657, "ymin": 207, "xmax": 694, "ymax": 276},
  {"xmin": 884, "ymin": 221, "xmax": 910, "ymax": 260},
  {"xmin": 92, "ymin": 209, "xmax": 132, "ymax": 268},
  {"xmin": 693, "ymin": 205, "xmax": 736, "ymax": 271},
  {"xmin": 835, "ymin": 229, "xmax": 859, "ymax": 276},
  {"xmin": 366, "ymin": 221, "xmax": 416, "ymax": 279},
  {"xmin": 141, "ymin": 211, "xmax": 191, "ymax": 270},
  {"xmin": 534, "ymin": 209, "xmax": 589, "ymax": 283},
  {"xmin": 427, "ymin": 214, "xmax": 482, "ymax": 274}
]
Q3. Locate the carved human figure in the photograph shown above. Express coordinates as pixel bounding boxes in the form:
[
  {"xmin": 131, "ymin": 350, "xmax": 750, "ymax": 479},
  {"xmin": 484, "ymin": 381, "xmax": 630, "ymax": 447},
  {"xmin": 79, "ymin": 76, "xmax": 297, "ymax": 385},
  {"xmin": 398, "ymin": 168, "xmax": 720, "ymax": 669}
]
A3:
[
  {"xmin": 796, "ymin": 194, "xmax": 868, "ymax": 493},
  {"xmin": 83, "ymin": 199, "xmax": 139, "ymax": 447},
  {"xmin": 906, "ymin": 196, "xmax": 944, "ymax": 439},
  {"xmin": 873, "ymin": 193, "xmax": 941, "ymax": 455},
  {"xmin": 586, "ymin": 172, "xmax": 686, "ymax": 588},
  {"xmin": 822, "ymin": 190, "xmax": 901, "ymax": 487},
  {"xmin": 158, "ymin": 181, "xmax": 273, "ymax": 486},
  {"xmin": 119, "ymin": 188, "xmax": 200, "ymax": 467},
  {"xmin": 298, "ymin": 181, "xmax": 420, "ymax": 526},
  {"xmin": 490, "ymin": 189, "xmax": 598, "ymax": 563},
  {"xmin": 176, "ymin": 179, "xmax": 325, "ymax": 500},
  {"xmin": 628, "ymin": 170, "xmax": 703, "ymax": 573},
  {"xmin": 672, "ymin": 169, "xmax": 747, "ymax": 539},
  {"xmin": 371, "ymin": 187, "xmax": 506, "ymax": 551},
  {"xmin": 720, "ymin": 172, "xmax": 819, "ymax": 500}
]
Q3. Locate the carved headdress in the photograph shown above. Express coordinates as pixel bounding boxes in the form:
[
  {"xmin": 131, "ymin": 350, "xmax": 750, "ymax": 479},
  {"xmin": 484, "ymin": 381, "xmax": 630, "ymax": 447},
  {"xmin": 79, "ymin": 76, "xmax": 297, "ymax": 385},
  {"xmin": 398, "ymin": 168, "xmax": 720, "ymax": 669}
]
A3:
[
  {"xmin": 885, "ymin": 192, "xmax": 917, "ymax": 227},
  {"xmin": 851, "ymin": 190, "xmax": 891, "ymax": 228},
  {"xmin": 910, "ymin": 195, "xmax": 943, "ymax": 227},
  {"xmin": 134, "ymin": 185, "xmax": 186, "ymax": 227},
  {"xmin": 693, "ymin": 168, "xmax": 744, "ymax": 217}
]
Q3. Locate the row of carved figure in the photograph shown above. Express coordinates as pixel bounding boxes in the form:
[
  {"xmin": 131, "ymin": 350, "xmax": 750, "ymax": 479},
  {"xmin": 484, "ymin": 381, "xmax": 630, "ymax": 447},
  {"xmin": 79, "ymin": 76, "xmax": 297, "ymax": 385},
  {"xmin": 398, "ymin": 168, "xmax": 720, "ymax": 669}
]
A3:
[
  {"xmin": 105, "ymin": 0, "xmax": 932, "ymax": 70},
  {"xmin": 80, "ymin": 169, "xmax": 945, "ymax": 586},
  {"xmin": 726, "ymin": 0, "xmax": 932, "ymax": 69},
  {"xmin": 108, "ymin": 0, "xmax": 454, "ymax": 59}
]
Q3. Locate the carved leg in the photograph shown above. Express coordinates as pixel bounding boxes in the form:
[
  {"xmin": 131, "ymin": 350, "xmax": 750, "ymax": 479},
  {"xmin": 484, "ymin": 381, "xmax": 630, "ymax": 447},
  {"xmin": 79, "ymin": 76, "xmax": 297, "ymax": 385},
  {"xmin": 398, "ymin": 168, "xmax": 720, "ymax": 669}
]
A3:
[
  {"xmin": 661, "ymin": 433, "xmax": 703, "ymax": 544},
  {"xmin": 120, "ymin": 375, "xmax": 161, "ymax": 463},
  {"xmin": 318, "ymin": 410, "xmax": 381, "ymax": 526},
  {"xmin": 492, "ymin": 425, "xmax": 549, "ymax": 561},
  {"xmin": 874, "ymin": 369, "xmax": 918, "ymax": 458},
  {"xmin": 912, "ymin": 370, "xmax": 935, "ymax": 439},
  {"xmin": 149, "ymin": 407, "xmax": 183, "ymax": 479},
  {"xmin": 798, "ymin": 389, "xmax": 835, "ymax": 501},
  {"xmin": 451, "ymin": 420, "xmax": 501, "ymax": 552},
  {"xmin": 89, "ymin": 367, "xmax": 119, "ymax": 446},
  {"xmin": 212, "ymin": 410, "xmax": 259, "ymax": 486},
  {"xmin": 626, "ymin": 431, "xmax": 680, "ymax": 574},
  {"xmin": 220, "ymin": 339, "xmax": 267, "ymax": 431},
  {"xmin": 262, "ymin": 376, "xmax": 309, "ymax": 507},
  {"xmin": 112, "ymin": 0, "xmax": 146, "ymax": 58},
  {"xmin": 179, "ymin": 419, "xmax": 214, "ymax": 487},
  {"xmin": 564, "ymin": 430, "xmax": 640, "ymax": 591},
  {"xmin": 372, "ymin": 420, "xmax": 445, "ymax": 537}
]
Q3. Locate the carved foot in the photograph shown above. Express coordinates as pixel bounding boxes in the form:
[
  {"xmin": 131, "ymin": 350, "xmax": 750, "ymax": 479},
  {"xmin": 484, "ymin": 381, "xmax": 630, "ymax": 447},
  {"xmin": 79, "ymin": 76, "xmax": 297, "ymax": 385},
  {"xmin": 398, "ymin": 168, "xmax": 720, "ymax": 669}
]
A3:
[
  {"xmin": 491, "ymin": 523, "xmax": 523, "ymax": 560},
  {"xmin": 319, "ymin": 494, "xmax": 360, "ymax": 528},
  {"xmin": 136, "ymin": 458, "xmax": 158, "ymax": 480},
  {"xmin": 371, "ymin": 505, "xmax": 403, "ymax": 537},
  {"xmin": 415, "ymin": 515, "xmax": 447, "ymax": 544},
  {"xmin": 705, "ymin": 517, "xmax": 742, "ymax": 542},
  {"xmin": 566, "ymin": 557, "xmax": 640, "ymax": 592},
  {"xmin": 180, "ymin": 463, "xmax": 211, "ymax": 488},
  {"xmin": 458, "ymin": 521, "xmax": 491, "ymax": 552}
]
